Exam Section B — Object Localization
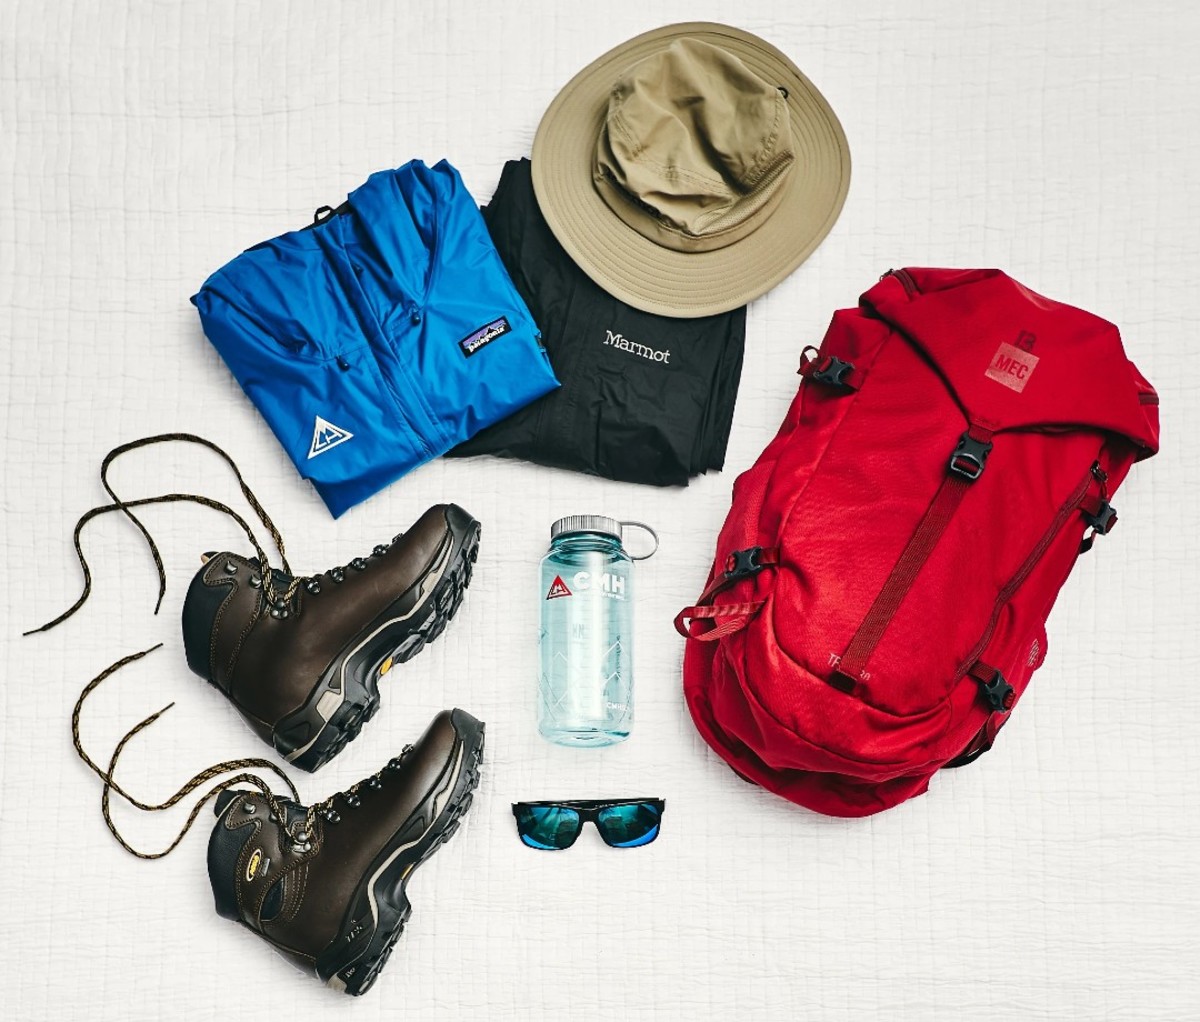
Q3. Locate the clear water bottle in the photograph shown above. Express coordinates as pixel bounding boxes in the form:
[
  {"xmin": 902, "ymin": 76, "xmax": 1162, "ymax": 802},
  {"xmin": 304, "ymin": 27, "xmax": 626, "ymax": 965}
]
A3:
[{"xmin": 538, "ymin": 515, "xmax": 658, "ymax": 747}]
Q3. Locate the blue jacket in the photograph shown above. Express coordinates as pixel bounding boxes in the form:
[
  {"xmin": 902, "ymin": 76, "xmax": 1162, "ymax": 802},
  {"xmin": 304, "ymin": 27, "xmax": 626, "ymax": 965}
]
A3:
[{"xmin": 192, "ymin": 160, "xmax": 559, "ymax": 517}]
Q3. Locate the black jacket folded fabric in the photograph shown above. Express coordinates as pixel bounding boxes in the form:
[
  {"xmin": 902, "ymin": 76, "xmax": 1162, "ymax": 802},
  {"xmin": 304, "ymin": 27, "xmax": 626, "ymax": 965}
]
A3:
[{"xmin": 447, "ymin": 159, "xmax": 746, "ymax": 486}]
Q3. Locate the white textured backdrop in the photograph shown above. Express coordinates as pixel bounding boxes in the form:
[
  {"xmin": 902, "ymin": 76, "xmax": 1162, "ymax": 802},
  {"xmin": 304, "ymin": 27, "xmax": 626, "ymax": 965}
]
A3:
[{"xmin": 2, "ymin": 2, "xmax": 1197, "ymax": 1019}]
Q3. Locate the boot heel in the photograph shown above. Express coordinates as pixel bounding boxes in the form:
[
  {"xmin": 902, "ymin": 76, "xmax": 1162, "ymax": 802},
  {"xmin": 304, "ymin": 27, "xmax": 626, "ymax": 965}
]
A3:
[{"xmin": 329, "ymin": 897, "xmax": 413, "ymax": 996}]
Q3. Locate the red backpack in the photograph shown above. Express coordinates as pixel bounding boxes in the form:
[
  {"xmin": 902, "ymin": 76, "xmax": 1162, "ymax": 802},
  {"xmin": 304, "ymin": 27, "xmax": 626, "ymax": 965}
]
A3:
[{"xmin": 677, "ymin": 268, "xmax": 1160, "ymax": 817}]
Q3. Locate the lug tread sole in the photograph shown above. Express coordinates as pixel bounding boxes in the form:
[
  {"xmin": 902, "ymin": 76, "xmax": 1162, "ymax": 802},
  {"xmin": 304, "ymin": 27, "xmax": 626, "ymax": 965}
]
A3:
[
  {"xmin": 337, "ymin": 720, "xmax": 485, "ymax": 996},
  {"xmin": 292, "ymin": 522, "xmax": 480, "ymax": 772}
]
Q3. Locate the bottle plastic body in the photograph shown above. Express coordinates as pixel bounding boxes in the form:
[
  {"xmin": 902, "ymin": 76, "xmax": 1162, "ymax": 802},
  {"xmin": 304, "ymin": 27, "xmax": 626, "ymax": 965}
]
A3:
[{"xmin": 538, "ymin": 532, "xmax": 633, "ymax": 746}]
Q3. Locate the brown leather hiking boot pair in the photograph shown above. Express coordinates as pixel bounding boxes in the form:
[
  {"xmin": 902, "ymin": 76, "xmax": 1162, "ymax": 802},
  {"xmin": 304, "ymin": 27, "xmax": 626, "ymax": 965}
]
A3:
[
  {"xmin": 35, "ymin": 435, "xmax": 489, "ymax": 997},
  {"xmin": 183, "ymin": 500, "xmax": 487, "ymax": 994}
]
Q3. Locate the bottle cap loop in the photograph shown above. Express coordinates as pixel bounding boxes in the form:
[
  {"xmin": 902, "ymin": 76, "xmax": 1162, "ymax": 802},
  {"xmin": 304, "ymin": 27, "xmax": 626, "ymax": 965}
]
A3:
[
  {"xmin": 549, "ymin": 516, "xmax": 659, "ymax": 560},
  {"xmin": 619, "ymin": 521, "xmax": 659, "ymax": 561}
]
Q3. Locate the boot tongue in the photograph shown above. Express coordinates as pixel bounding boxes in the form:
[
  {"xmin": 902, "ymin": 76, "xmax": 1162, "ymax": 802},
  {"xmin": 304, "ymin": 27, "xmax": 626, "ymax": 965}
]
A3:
[{"xmin": 213, "ymin": 788, "xmax": 240, "ymax": 818}]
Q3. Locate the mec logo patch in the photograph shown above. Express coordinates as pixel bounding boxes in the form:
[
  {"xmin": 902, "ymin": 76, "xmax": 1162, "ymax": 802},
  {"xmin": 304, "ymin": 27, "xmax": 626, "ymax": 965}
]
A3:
[{"xmin": 985, "ymin": 341, "xmax": 1040, "ymax": 393}]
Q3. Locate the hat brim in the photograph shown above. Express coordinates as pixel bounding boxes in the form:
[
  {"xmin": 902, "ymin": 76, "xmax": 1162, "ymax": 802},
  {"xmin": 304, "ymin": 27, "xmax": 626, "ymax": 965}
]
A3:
[{"xmin": 532, "ymin": 22, "xmax": 851, "ymax": 318}]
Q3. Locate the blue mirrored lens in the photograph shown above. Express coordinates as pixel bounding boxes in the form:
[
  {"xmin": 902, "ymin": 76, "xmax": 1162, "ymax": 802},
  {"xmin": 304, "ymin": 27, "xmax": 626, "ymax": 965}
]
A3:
[
  {"xmin": 596, "ymin": 803, "xmax": 661, "ymax": 848},
  {"xmin": 514, "ymin": 805, "xmax": 582, "ymax": 850}
]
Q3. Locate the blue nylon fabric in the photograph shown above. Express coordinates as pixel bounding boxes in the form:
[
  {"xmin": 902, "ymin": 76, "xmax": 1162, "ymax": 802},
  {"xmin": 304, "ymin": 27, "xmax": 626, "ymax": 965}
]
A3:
[{"xmin": 192, "ymin": 159, "xmax": 559, "ymax": 517}]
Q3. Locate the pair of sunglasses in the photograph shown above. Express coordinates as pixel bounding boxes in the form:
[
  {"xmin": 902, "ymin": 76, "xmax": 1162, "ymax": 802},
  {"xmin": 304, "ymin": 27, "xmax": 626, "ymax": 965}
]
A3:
[{"xmin": 512, "ymin": 798, "xmax": 665, "ymax": 850}]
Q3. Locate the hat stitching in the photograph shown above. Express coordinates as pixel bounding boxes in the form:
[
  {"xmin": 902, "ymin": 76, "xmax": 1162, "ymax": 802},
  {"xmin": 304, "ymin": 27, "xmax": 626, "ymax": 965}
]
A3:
[
  {"xmin": 599, "ymin": 80, "xmax": 791, "ymax": 238},
  {"xmin": 605, "ymin": 106, "xmax": 730, "ymax": 192},
  {"xmin": 595, "ymin": 158, "xmax": 794, "ymax": 246},
  {"xmin": 738, "ymin": 93, "xmax": 787, "ymax": 190},
  {"xmin": 606, "ymin": 78, "xmax": 788, "ymax": 193},
  {"xmin": 599, "ymin": 124, "xmax": 793, "ymax": 236}
]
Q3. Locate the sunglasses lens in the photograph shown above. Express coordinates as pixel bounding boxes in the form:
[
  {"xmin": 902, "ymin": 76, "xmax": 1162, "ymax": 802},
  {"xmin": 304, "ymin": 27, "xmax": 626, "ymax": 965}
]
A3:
[
  {"xmin": 596, "ymin": 802, "xmax": 661, "ymax": 848},
  {"xmin": 514, "ymin": 805, "xmax": 582, "ymax": 850}
]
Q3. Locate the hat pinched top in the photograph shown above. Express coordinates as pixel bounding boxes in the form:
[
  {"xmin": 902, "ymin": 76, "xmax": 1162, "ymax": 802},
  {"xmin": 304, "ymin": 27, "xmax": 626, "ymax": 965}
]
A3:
[
  {"xmin": 594, "ymin": 40, "xmax": 796, "ymax": 253},
  {"xmin": 533, "ymin": 23, "xmax": 851, "ymax": 318}
]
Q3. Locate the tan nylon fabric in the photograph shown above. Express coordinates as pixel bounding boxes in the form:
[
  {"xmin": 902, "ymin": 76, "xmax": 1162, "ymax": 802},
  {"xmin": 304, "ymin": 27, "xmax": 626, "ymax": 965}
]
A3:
[
  {"xmin": 593, "ymin": 39, "xmax": 796, "ymax": 252},
  {"xmin": 532, "ymin": 22, "xmax": 851, "ymax": 318}
]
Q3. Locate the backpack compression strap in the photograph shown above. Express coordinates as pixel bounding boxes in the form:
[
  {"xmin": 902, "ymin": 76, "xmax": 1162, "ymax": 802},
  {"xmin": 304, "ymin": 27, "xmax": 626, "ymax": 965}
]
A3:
[{"xmin": 674, "ymin": 547, "xmax": 779, "ymax": 641}]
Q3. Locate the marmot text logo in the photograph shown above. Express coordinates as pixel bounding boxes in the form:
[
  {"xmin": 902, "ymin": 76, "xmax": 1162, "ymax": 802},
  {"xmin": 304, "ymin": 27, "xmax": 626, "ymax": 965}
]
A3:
[{"xmin": 604, "ymin": 330, "xmax": 670, "ymax": 364}]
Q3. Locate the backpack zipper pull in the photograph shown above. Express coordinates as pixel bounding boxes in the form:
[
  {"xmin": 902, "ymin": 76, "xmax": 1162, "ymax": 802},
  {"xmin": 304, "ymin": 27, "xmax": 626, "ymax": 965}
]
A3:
[{"xmin": 1080, "ymin": 461, "xmax": 1117, "ymax": 552}]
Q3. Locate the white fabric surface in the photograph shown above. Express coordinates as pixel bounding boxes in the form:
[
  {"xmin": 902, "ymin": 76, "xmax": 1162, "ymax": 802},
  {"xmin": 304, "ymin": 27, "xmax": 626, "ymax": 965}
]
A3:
[{"xmin": 3, "ymin": 2, "xmax": 1198, "ymax": 1019}]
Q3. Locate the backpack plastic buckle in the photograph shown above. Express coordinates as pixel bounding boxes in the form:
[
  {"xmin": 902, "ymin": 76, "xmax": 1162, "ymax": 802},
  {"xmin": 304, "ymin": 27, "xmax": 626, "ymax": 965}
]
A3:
[
  {"xmin": 810, "ymin": 356, "xmax": 855, "ymax": 388},
  {"xmin": 725, "ymin": 547, "xmax": 765, "ymax": 580},
  {"xmin": 980, "ymin": 671, "xmax": 1015, "ymax": 713},
  {"xmin": 949, "ymin": 432, "xmax": 993, "ymax": 480},
  {"xmin": 1083, "ymin": 500, "xmax": 1117, "ymax": 535}
]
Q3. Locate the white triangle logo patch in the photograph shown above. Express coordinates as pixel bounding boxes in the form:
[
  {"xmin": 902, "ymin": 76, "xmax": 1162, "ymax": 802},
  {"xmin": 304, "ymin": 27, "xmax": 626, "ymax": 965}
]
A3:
[{"xmin": 307, "ymin": 415, "xmax": 354, "ymax": 459}]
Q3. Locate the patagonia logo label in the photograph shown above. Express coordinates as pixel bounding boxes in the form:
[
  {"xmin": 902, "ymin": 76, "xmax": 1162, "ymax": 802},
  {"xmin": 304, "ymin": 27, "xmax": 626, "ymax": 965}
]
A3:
[
  {"xmin": 459, "ymin": 316, "xmax": 511, "ymax": 358},
  {"xmin": 308, "ymin": 415, "xmax": 354, "ymax": 459},
  {"xmin": 603, "ymin": 329, "xmax": 670, "ymax": 364},
  {"xmin": 985, "ymin": 340, "xmax": 1040, "ymax": 393}
]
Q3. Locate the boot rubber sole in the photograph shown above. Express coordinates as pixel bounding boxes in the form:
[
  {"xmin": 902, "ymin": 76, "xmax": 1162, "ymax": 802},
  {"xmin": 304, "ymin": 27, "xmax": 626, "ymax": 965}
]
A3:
[
  {"xmin": 275, "ymin": 506, "xmax": 480, "ymax": 772},
  {"xmin": 319, "ymin": 708, "xmax": 485, "ymax": 995}
]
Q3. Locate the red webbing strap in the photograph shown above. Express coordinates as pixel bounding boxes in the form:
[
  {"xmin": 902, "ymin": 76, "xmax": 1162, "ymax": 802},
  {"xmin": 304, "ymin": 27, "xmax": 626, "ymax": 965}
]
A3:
[
  {"xmin": 833, "ymin": 426, "xmax": 993, "ymax": 690},
  {"xmin": 966, "ymin": 661, "xmax": 998, "ymax": 685},
  {"xmin": 674, "ymin": 547, "xmax": 778, "ymax": 641},
  {"xmin": 945, "ymin": 659, "xmax": 1012, "ymax": 766},
  {"xmin": 677, "ymin": 607, "xmax": 766, "ymax": 642},
  {"xmin": 682, "ymin": 601, "xmax": 767, "ymax": 621}
]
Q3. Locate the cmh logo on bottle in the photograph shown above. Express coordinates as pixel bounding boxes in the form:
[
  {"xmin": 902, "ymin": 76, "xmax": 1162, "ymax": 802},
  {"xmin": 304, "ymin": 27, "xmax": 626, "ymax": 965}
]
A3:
[{"xmin": 571, "ymin": 569, "xmax": 626, "ymax": 599}]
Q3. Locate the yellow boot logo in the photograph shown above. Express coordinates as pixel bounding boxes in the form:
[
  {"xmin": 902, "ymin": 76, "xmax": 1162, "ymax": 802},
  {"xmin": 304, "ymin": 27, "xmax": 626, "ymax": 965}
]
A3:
[{"xmin": 245, "ymin": 848, "xmax": 269, "ymax": 882}]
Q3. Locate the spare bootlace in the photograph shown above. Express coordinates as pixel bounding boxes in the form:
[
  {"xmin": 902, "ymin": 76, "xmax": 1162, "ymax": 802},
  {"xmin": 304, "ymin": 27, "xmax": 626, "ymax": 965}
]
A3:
[
  {"xmin": 76, "ymin": 646, "xmax": 415, "ymax": 857},
  {"xmin": 74, "ymin": 645, "xmax": 301, "ymax": 859},
  {"xmin": 24, "ymin": 433, "xmax": 397, "ymax": 635},
  {"xmin": 35, "ymin": 433, "xmax": 400, "ymax": 858}
]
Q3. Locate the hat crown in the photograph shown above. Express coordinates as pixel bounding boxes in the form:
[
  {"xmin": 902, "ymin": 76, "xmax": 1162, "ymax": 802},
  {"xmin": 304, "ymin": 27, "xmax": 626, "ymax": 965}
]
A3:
[{"xmin": 594, "ymin": 39, "xmax": 795, "ymax": 252}]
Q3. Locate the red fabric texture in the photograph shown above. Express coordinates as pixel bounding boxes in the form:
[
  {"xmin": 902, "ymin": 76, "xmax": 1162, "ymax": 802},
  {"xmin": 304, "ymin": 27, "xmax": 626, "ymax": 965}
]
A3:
[{"xmin": 681, "ymin": 268, "xmax": 1160, "ymax": 817}]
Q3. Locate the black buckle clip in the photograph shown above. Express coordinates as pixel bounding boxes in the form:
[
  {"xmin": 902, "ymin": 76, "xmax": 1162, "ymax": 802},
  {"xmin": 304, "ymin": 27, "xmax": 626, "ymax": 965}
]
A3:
[
  {"xmin": 1083, "ymin": 500, "xmax": 1117, "ymax": 535},
  {"xmin": 810, "ymin": 356, "xmax": 855, "ymax": 388},
  {"xmin": 980, "ymin": 671, "xmax": 1015, "ymax": 714},
  {"xmin": 949, "ymin": 432, "xmax": 994, "ymax": 480},
  {"xmin": 725, "ymin": 547, "xmax": 765, "ymax": 580}
]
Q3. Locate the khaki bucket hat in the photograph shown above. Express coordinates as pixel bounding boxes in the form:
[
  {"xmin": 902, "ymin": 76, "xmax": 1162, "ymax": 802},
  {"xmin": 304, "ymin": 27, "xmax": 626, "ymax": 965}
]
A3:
[{"xmin": 532, "ymin": 22, "xmax": 851, "ymax": 318}]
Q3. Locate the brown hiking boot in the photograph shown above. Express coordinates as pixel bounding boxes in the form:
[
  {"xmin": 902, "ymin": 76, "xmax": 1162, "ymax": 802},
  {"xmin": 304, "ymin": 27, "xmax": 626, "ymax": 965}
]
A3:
[
  {"xmin": 207, "ymin": 708, "xmax": 484, "ymax": 995},
  {"xmin": 182, "ymin": 503, "xmax": 480, "ymax": 771}
]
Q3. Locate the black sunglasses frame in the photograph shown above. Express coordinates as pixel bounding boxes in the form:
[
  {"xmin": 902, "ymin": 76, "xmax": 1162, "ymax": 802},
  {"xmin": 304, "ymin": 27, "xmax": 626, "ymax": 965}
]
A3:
[{"xmin": 511, "ymin": 798, "xmax": 665, "ymax": 849}]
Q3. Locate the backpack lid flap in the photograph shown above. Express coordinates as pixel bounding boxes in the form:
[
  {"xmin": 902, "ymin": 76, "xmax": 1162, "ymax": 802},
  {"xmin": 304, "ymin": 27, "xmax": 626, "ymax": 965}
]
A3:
[{"xmin": 863, "ymin": 268, "xmax": 1159, "ymax": 456}]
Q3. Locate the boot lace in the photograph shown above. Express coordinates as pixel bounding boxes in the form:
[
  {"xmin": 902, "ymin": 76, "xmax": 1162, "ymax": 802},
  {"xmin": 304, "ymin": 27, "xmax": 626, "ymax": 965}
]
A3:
[
  {"xmin": 23, "ymin": 432, "xmax": 402, "ymax": 633},
  {"xmin": 291, "ymin": 745, "xmax": 415, "ymax": 845},
  {"xmin": 31, "ymin": 434, "xmax": 403, "ymax": 858},
  {"xmin": 73, "ymin": 645, "xmax": 303, "ymax": 859}
]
